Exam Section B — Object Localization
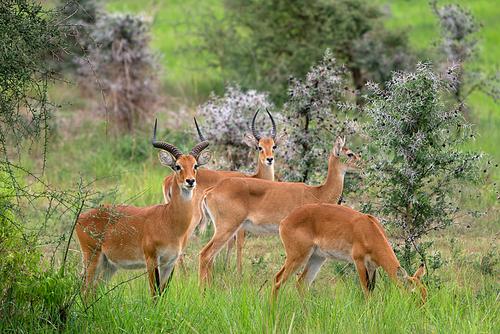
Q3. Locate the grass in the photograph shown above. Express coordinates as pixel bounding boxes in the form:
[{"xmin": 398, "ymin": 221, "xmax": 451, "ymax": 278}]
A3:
[{"xmin": 12, "ymin": 229, "xmax": 499, "ymax": 333}]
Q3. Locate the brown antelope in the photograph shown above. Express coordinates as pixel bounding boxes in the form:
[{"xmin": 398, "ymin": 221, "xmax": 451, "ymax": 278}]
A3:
[
  {"xmin": 75, "ymin": 119, "xmax": 213, "ymax": 297},
  {"xmin": 273, "ymin": 203, "xmax": 427, "ymax": 302},
  {"xmin": 163, "ymin": 109, "xmax": 287, "ymax": 262},
  {"xmin": 199, "ymin": 136, "xmax": 362, "ymax": 285}
]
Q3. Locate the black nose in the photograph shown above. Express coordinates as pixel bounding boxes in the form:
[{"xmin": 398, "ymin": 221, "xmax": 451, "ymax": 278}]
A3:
[
  {"xmin": 186, "ymin": 179, "xmax": 195, "ymax": 186},
  {"xmin": 266, "ymin": 158, "xmax": 274, "ymax": 164}
]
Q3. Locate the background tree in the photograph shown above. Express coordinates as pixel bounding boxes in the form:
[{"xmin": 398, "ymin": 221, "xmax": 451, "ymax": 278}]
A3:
[
  {"xmin": 430, "ymin": 0, "xmax": 500, "ymax": 108},
  {"xmin": 189, "ymin": 0, "xmax": 415, "ymax": 104},
  {"xmin": 51, "ymin": 0, "xmax": 104, "ymax": 73},
  {"xmin": 361, "ymin": 61, "xmax": 491, "ymax": 269}
]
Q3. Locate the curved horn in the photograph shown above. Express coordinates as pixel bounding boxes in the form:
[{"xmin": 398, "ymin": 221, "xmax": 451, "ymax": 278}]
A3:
[
  {"xmin": 251, "ymin": 109, "xmax": 262, "ymax": 142},
  {"xmin": 189, "ymin": 117, "xmax": 210, "ymax": 157},
  {"xmin": 266, "ymin": 108, "xmax": 276, "ymax": 139},
  {"xmin": 152, "ymin": 119, "xmax": 183, "ymax": 159}
]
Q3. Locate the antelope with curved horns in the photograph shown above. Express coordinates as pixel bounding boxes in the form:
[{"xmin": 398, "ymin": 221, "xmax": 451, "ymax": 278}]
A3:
[
  {"xmin": 273, "ymin": 203, "xmax": 427, "ymax": 302},
  {"xmin": 199, "ymin": 136, "xmax": 363, "ymax": 285},
  {"xmin": 162, "ymin": 109, "xmax": 287, "ymax": 243},
  {"xmin": 75, "ymin": 119, "xmax": 213, "ymax": 297}
]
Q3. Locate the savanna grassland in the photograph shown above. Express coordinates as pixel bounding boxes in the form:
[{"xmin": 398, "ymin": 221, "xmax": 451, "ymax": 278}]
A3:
[{"xmin": 8, "ymin": 0, "xmax": 500, "ymax": 332}]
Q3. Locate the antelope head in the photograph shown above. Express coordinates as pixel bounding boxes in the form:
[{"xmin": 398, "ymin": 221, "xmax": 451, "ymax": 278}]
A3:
[
  {"xmin": 153, "ymin": 118, "xmax": 213, "ymax": 199},
  {"xmin": 397, "ymin": 264, "xmax": 427, "ymax": 302},
  {"xmin": 333, "ymin": 136, "xmax": 363, "ymax": 174},
  {"xmin": 244, "ymin": 109, "xmax": 288, "ymax": 167}
]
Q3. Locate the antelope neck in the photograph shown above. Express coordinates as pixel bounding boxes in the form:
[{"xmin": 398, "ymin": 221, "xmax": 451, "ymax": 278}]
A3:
[
  {"xmin": 167, "ymin": 182, "xmax": 196, "ymax": 236},
  {"xmin": 315, "ymin": 153, "xmax": 345, "ymax": 203},
  {"xmin": 252, "ymin": 162, "xmax": 275, "ymax": 181}
]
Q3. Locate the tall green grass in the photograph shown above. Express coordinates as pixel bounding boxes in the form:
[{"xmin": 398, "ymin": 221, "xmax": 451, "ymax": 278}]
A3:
[{"xmin": 22, "ymin": 235, "xmax": 500, "ymax": 333}]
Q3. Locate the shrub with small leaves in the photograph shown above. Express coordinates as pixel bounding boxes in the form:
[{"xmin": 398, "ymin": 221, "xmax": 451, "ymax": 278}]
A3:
[
  {"xmin": 361, "ymin": 61, "xmax": 488, "ymax": 267},
  {"xmin": 0, "ymin": 0, "xmax": 65, "ymax": 162},
  {"xmin": 197, "ymin": 83, "xmax": 274, "ymax": 171},
  {"xmin": 51, "ymin": 0, "xmax": 103, "ymax": 73},
  {"xmin": 279, "ymin": 50, "xmax": 356, "ymax": 184}
]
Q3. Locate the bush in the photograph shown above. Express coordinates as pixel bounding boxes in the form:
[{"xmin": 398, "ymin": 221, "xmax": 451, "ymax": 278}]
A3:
[
  {"xmin": 279, "ymin": 50, "xmax": 356, "ymax": 184},
  {"xmin": 361, "ymin": 61, "xmax": 489, "ymax": 267},
  {"xmin": 76, "ymin": 12, "xmax": 161, "ymax": 132},
  {"xmin": 0, "ymin": 171, "xmax": 80, "ymax": 330}
]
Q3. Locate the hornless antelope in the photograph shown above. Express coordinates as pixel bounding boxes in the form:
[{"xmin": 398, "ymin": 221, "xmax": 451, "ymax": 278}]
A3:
[
  {"xmin": 199, "ymin": 136, "xmax": 362, "ymax": 285},
  {"xmin": 273, "ymin": 203, "xmax": 427, "ymax": 302},
  {"xmin": 163, "ymin": 109, "xmax": 287, "ymax": 250},
  {"xmin": 75, "ymin": 119, "xmax": 213, "ymax": 297}
]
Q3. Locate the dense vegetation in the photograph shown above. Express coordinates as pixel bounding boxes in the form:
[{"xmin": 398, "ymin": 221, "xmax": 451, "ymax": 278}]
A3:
[{"xmin": 1, "ymin": 0, "xmax": 499, "ymax": 332}]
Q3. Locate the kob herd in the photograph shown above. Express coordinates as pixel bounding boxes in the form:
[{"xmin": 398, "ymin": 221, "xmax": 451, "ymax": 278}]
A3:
[{"xmin": 75, "ymin": 110, "xmax": 427, "ymax": 303}]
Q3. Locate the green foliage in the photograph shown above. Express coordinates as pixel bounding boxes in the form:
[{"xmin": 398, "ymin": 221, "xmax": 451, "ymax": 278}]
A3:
[
  {"xmin": 0, "ymin": 0, "xmax": 65, "ymax": 163},
  {"xmin": 0, "ymin": 170, "xmax": 81, "ymax": 331},
  {"xmin": 0, "ymin": 172, "xmax": 43, "ymax": 300},
  {"xmin": 190, "ymin": 0, "xmax": 413, "ymax": 103},
  {"xmin": 475, "ymin": 247, "xmax": 500, "ymax": 276},
  {"xmin": 361, "ymin": 61, "xmax": 489, "ymax": 267}
]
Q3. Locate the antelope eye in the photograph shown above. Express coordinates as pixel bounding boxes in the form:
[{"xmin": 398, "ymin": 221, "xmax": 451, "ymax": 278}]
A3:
[
  {"xmin": 175, "ymin": 165, "xmax": 182, "ymax": 171},
  {"xmin": 347, "ymin": 152, "xmax": 354, "ymax": 158},
  {"xmin": 258, "ymin": 147, "xmax": 263, "ymax": 151},
  {"xmin": 194, "ymin": 165, "xmax": 199, "ymax": 170},
  {"xmin": 272, "ymin": 145, "xmax": 277, "ymax": 150}
]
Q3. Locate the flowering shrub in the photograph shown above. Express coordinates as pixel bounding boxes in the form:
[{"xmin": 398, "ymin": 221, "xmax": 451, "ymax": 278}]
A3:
[
  {"xmin": 279, "ymin": 50, "xmax": 356, "ymax": 184},
  {"xmin": 197, "ymin": 84, "xmax": 274, "ymax": 170},
  {"xmin": 76, "ymin": 13, "xmax": 161, "ymax": 132},
  {"xmin": 361, "ymin": 61, "xmax": 490, "ymax": 268}
]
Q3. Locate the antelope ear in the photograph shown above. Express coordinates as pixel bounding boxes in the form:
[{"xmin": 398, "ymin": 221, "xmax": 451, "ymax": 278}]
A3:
[
  {"xmin": 244, "ymin": 133, "xmax": 259, "ymax": 149},
  {"xmin": 158, "ymin": 150, "xmax": 176, "ymax": 169},
  {"xmin": 414, "ymin": 264, "xmax": 425, "ymax": 280},
  {"xmin": 196, "ymin": 149, "xmax": 213, "ymax": 166},
  {"xmin": 273, "ymin": 132, "xmax": 288, "ymax": 147},
  {"xmin": 333, "ymin": 136, "xmax": 344, "ymax": 157}
]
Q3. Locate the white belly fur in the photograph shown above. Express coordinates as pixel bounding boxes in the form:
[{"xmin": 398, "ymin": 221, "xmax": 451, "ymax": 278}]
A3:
[
  {"xmin": 242, "ymin": 219, "xmax": 280, "ymax": 235},
  {"xmin": 315, "ymin": 247, "xmax": 354, "ymax": 264}
]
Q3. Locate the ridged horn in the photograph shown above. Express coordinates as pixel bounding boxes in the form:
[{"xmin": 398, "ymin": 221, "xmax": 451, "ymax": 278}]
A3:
[
  {"xmin": 251, "ymin": 109, "xmax": 262, "ymax": 141},
  {"xmin": 266, "ymin": 108, "xmax": 276, "ymax": 139},
  {"xmin": 152, "ymin": 119, "xmax": 183, "ymax": 159},
  {"xmin": 189, "ymin": 117, "xmax": 210, "ymax": 157}
]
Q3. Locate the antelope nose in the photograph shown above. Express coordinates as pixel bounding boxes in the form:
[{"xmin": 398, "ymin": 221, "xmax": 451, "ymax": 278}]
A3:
[
  {"xmin": 186, "ymin": 179, "xmax": 195, "ymax": 187},
  {"xmin": 266, "ymin": 158, "xmax": 274, "ymax": 164}
]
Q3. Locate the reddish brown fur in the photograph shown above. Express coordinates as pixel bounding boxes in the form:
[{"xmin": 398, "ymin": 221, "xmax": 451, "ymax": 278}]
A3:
[
  {"xmin": 162, "ymin": 133, "xmax": 287, "ymax": 237},
  {"xmin": 273, "ymin": 203, "xmax": 427, "ymax": 302},
  {"xmin": 199, "ymin": 137, "xmax": 362, "ymax": 285},
  {"xmin": 76, "ymin": 150, "xmax": 212, "ymax": 298}
]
